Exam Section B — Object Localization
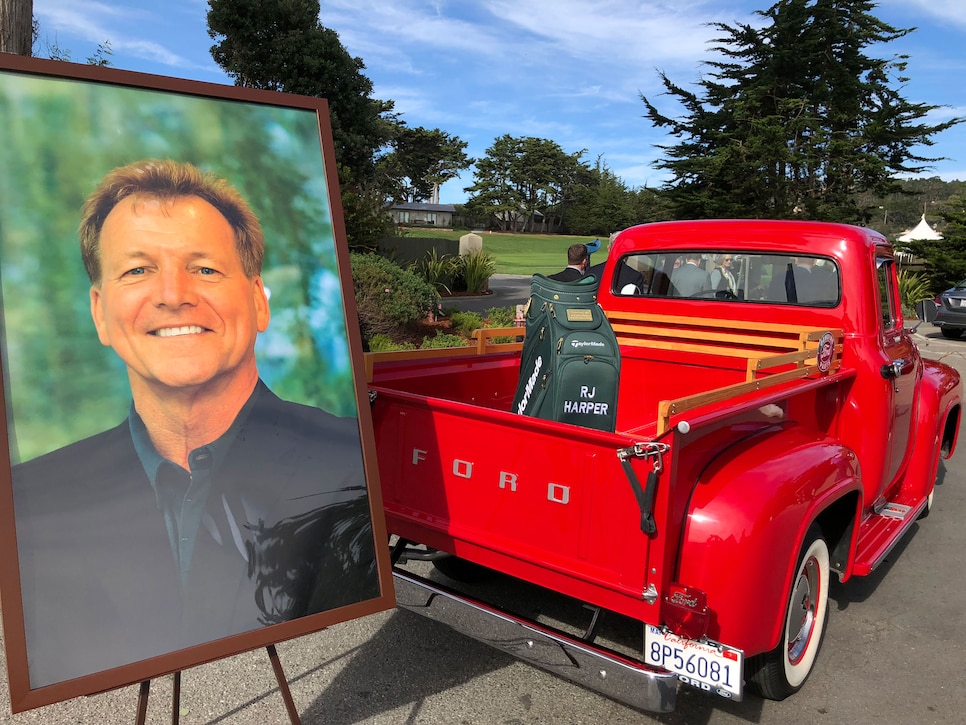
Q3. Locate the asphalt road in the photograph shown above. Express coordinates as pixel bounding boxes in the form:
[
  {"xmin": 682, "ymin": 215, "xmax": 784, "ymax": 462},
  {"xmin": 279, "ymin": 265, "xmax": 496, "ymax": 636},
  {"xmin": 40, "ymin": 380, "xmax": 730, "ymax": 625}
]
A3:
[
  {"xmin": 440, "ymin": 274, "xmax": 532, "ymax": 315},
  {"xmin": 1, "ymin": 323, "xmax": 964, "ymax": 724}
]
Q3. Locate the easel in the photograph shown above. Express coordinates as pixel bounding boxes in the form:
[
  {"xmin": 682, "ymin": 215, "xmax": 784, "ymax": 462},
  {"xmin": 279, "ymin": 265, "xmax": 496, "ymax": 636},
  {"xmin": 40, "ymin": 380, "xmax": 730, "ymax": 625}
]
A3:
[{"xmin": 134, "ymin": 645, "xmax": 300, "ymax": 724}]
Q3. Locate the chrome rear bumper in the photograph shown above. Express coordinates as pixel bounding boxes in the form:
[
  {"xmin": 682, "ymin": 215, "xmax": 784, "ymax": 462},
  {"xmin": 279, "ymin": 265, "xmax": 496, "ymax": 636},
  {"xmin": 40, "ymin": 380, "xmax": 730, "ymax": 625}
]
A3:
[{"xmin": 393, "ymin": 568, "xmax": 678, "ymax": 713}]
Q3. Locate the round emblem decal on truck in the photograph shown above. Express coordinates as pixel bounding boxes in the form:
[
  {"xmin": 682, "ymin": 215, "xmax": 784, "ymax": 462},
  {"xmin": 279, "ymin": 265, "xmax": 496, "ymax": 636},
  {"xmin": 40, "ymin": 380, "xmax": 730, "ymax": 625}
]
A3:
[{"xmin": 817, "ymin": 332, "xmax": 835, "ymax": 374}]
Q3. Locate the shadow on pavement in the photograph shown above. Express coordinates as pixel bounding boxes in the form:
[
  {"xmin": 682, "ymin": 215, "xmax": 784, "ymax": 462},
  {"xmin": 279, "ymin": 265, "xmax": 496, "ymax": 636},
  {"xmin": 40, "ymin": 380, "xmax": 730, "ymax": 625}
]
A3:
[{"xmin": 301, "ymin": 609, "xmax": 513, "ymax": 724}]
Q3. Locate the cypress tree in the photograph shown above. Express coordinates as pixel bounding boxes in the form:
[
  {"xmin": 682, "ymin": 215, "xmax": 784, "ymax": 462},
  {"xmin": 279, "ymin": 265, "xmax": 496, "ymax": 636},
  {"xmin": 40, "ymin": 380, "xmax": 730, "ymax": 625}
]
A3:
[{"xmin": 642, "ymin": 0, "xmax": 963, "ymax": 223}]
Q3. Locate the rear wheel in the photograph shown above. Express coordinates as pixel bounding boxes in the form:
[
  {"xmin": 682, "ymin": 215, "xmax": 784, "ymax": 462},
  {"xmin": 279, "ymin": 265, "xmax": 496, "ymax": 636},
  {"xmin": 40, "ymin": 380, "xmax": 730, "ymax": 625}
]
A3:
[
  {"xmin": 747, "ymin": 527, "xmax": 830, "ymax": 700},
  {"xmin": 940, "ymin": 327, "xmax": 963, "ymax": 339},
  {"xmin": 918, "ymin": 461, "xmax": 942, "ymax": 520}
]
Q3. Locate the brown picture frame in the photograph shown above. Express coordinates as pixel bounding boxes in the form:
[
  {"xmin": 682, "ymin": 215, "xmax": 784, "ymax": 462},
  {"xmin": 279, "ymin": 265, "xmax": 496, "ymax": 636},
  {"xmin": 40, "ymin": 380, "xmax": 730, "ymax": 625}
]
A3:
[{"xmin": 0, "ymin": 55, "xmax": 394, "ymax": 713}]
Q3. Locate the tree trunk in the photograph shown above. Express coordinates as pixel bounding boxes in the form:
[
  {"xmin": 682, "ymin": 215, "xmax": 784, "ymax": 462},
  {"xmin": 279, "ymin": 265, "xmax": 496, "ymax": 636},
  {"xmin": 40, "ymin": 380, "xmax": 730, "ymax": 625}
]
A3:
[{"xmin": 0, "ymin": 0, "xmax": 32, "ymax": 55}]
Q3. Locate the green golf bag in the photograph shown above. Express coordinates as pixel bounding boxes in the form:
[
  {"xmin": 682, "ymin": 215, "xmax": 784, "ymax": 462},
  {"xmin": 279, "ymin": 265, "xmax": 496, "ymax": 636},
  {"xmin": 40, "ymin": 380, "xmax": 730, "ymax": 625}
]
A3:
[{"xmin": 511, "ymin": 273, "xmax": 621, "ymax": 432}]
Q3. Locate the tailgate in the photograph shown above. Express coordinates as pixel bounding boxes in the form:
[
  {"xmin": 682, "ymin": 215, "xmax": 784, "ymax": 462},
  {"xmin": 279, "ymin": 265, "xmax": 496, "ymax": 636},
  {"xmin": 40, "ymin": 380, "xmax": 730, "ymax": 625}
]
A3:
[{"xmin": 371, "ymin": 386, "xmax": 663, "ymax": 620}]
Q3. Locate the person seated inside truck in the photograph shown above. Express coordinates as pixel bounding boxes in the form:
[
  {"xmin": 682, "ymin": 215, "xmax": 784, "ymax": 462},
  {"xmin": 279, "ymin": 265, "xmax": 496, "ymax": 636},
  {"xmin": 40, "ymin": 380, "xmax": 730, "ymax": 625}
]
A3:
[
  {"xmin": 764, "ymin": 256, "xmax": 835, "ymax": 304},
  {"xmin": 670, "ymin": 253, "xmax": 712, "ymax": 296},
  {"xmin": 710, "ymin": 254, "xmax": 738, "ymax": 296},
  {"xmin": 790, "ymin": 256, "xmax": 837, "ymax": 303},
  {"xmin": 791, "ymin": 256, "xmax": 819, "ymax": 302},
  {"xmin": 811, "ymin": 258, "xmax": 838, "ymax": 302},
  {"xmin": 765, "ymin": 259, "xmax": 793, "ymax": 302},
  {"xmin": 588, "ymin": 233, "xmax": 645, "ymax": 294},
  {"xmin": 549, "ymin": 243, "xmax": 590, "ymax": 282}
]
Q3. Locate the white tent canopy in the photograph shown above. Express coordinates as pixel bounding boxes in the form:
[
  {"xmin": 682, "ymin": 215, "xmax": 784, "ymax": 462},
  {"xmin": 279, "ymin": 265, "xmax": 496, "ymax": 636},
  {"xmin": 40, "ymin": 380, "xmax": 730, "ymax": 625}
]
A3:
[{"xmin": 897, "ymin": 213, "xmax": 943, "ymax": 242}]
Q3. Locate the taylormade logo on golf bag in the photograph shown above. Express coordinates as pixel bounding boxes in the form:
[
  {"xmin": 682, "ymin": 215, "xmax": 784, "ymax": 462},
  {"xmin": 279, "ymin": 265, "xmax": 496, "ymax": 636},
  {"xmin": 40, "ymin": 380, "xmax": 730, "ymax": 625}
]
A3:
[
  {"xmin": 516, "ymin": 356, "xmax": 543, "ymax": 415},
  {"xmin": 570, "ymin": 339, "xmax": 605, "ymax": 349}
]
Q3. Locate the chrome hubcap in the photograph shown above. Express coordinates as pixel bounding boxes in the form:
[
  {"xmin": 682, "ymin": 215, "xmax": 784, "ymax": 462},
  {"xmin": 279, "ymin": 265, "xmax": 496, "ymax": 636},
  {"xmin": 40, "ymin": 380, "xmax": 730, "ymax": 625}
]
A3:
[{"xmin": 787, "ymin": 558, "xmax": 818, "ymax": 664}]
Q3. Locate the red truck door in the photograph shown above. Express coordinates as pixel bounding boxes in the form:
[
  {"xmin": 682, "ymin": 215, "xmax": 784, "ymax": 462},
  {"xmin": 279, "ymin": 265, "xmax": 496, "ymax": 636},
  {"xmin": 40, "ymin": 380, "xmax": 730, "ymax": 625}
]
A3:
[{"xmin": 875, "ymin": 254, "xmax": 920, "ymax": 490}]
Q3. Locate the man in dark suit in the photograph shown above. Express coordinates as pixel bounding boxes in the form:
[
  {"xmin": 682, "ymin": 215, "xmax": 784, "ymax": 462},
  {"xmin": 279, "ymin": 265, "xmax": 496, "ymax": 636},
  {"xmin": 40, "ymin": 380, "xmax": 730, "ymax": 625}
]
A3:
[
  {"xmin": 549, "ymin": 243, "xmax": 590, "ymax": 281},
  {"xmin": 587, "ymin": 233, "xmax": 645, "ymax": 294},
  {"xmin": 12, "ymin": 159, "xmax": 379, "ymax": 688},
  {"xmin": 791, "ymin": 257, "xmax": 819, "ymax": 302}
]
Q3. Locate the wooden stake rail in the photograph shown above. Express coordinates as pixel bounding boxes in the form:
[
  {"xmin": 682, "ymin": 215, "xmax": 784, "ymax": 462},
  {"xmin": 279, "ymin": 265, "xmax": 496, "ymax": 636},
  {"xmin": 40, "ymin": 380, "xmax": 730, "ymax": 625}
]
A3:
[
  {"xmin": 606, "ymin": 310, "xmax": 837, "ymax": 357},
  {"xmin": 603, "ymin": 311, "xmax": 844, "ymax": 434},
  {"xmin": 654, "ymin": 354, "xmax": 841, "ymax": 435}
]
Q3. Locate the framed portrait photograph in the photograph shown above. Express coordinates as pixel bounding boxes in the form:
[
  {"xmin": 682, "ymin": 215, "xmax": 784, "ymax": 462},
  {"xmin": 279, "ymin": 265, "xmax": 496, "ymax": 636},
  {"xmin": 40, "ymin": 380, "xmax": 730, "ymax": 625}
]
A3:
[{"xmin": 0, "ymin": 55, "xmax": 394, "ymax": 713}]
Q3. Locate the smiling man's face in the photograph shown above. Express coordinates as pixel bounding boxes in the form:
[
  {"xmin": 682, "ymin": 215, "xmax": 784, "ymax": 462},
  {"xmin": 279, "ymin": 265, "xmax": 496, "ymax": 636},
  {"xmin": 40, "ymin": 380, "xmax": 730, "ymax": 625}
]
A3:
[{"xmin": 90, "ymin": 195, "xmax": 270, "ymax": 397}]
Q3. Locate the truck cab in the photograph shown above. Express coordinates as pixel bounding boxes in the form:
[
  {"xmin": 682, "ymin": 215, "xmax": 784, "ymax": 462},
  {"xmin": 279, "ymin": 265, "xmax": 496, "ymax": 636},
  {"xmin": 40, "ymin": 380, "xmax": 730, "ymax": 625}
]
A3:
[{"xmin": 598, "ymin": 221, "xmax": 955, "ymax": 537}]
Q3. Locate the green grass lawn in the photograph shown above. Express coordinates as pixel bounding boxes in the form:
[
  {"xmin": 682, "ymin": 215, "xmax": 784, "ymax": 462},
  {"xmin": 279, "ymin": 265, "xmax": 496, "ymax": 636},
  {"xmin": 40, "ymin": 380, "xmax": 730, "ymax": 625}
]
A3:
[{"xmin": 398, "ymin": 227, "xmax": 603, "ymax": 275}]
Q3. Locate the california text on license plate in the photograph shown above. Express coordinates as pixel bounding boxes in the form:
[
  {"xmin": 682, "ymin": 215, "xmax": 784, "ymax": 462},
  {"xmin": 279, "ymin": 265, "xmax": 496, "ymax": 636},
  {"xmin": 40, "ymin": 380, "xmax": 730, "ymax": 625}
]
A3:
[{"xmin": 644, "ymin": 625, "xmax": 743, "ymax": 700}]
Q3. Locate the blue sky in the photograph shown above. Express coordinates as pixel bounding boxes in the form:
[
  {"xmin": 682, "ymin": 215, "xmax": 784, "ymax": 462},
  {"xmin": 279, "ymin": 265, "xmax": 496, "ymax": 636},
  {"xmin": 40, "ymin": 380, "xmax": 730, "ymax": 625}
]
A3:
[{"xmin": 31, "ymin": 0, "xmax": 966, "ymax": 204}]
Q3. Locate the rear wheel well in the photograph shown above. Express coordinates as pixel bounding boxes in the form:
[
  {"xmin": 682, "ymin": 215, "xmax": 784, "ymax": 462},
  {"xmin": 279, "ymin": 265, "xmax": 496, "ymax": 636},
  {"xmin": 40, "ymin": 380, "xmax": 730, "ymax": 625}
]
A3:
[
  {"xmin": 814, "ymin": 492, "xmax": 859, "ymax": 579},
  {"xmin": 941, "ymin": 404, "xmax": 960, "ymax": 458}
]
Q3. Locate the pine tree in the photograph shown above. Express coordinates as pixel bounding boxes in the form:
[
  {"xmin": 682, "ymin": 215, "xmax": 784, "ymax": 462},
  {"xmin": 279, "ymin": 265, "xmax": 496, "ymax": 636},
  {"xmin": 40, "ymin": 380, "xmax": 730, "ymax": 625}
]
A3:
[
  {"xmin": 207, "ymin": 0, "xmax": 400, "ymax": 249},
  {"xmin": 642, "ymin": 0, "xmax": 963, "ymax": 223},
  {"xmin": 378, "ymin": 126, "xmax": 472, "ymax": 203},
  {"xmin": 464, "ymin": 135, "xmax": 586, "ymax": 233},
  {"xmin": 207, "ymin": 0, "xmax": 393, "ymax": 182}
]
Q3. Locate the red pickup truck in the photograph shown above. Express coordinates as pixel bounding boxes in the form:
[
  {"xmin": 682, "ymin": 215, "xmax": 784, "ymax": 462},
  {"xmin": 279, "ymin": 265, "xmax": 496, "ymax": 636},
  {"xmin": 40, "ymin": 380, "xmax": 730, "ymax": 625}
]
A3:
[{"xmin": 365, "ymin": 219, "xmax": 961, "ymax": 713}]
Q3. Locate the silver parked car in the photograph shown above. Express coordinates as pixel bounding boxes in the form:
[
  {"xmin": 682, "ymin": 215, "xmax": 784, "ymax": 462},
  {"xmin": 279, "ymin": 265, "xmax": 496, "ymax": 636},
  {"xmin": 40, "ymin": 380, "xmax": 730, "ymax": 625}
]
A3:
[{"xmin": 932, "ymin": 279, "xmax": 966, "ymax": 338}]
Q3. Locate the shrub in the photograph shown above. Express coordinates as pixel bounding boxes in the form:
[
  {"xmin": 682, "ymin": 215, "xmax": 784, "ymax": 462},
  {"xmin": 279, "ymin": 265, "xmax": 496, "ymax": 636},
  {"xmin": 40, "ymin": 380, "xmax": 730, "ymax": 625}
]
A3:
[
  {"xmin": 350, "ymin": 253, "xmax": 439, "ymax": 341},
  {"xmin": 448, "ymin": 310, "xmax": 485, "ymax": 338},
  {"xmin": 368, "ymin": 334, "xmax": 415, "ymax": 352},
  {"xmin": 412, "ymin": 248, "xmax": 459, "ymax": 295},
  {"xmin": 898, "ymin": 269, "xmax": 933, "ymax": 316},
  {"xmin": 482, "ymin": 306, "xmax": 519, "ymax": 343},
  {"xmin": 457, "ymin": 250, "xmax": 497, "ymax": 294},
  {"xmin": 420, "ymin": 332, "xmax": 472, "ymax": 349},
  {"xmin": 484, "ymin": 306, "xmax": 517, "ymax": 328}
]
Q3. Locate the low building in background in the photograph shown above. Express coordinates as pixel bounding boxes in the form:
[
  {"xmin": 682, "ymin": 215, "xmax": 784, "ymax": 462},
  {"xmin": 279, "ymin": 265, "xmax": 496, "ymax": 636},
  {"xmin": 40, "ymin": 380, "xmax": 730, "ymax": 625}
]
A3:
[{"xmin": 388, "ymin": 202, "xmax": 457, "ymax": 228}]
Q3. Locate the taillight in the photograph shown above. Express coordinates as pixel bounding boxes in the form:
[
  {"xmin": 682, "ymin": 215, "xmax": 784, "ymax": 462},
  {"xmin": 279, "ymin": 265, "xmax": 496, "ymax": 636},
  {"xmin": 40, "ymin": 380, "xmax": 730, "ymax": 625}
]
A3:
[{"xmin": 664, "ymin": 583, "xmax": 710, "ymax": 640}]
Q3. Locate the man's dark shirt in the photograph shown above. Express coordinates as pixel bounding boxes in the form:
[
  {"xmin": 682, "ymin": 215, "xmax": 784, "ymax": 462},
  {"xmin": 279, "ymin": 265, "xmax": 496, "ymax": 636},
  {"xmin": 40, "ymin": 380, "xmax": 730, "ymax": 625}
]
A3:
[
  {"xmin": 12, "ymin": 381, "xmax": 379, "ymax": 688},
  {"xmin": 129, "ymin": 385, "xmax": 254, "ymax": 587}
]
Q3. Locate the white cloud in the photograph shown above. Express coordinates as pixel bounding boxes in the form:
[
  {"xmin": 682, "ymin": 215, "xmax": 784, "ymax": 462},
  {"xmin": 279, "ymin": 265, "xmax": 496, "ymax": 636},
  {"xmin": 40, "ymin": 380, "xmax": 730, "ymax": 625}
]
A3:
[
  {"xmin": 888, "ymin": 0, "xmax": 966, "ymax": 29},
  {"xmin": 35, "ymin": 0, "xmax": 214, "ymax": 72},
  {"xmin": 480, "ymin": 0, "xmax": 735, "ymax": 64}
]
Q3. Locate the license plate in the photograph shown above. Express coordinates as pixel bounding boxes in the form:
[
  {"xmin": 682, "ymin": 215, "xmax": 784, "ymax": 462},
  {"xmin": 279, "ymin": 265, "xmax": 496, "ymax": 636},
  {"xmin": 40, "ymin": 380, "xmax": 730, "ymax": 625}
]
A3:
[{"xmin": 644, "ymin": 625, "xmax": 743, "ymax": 699}]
